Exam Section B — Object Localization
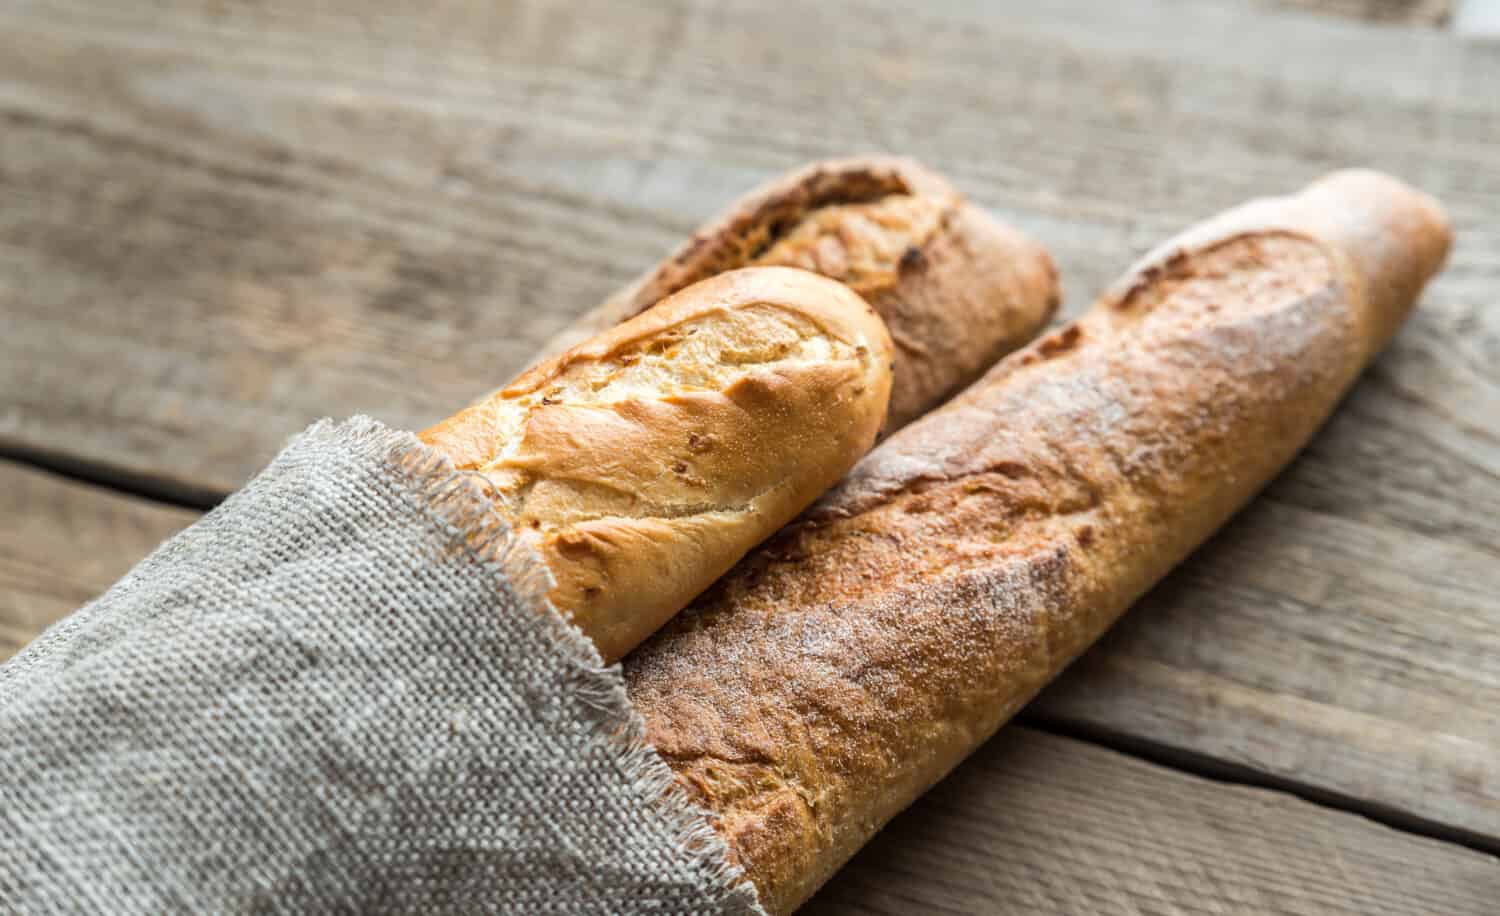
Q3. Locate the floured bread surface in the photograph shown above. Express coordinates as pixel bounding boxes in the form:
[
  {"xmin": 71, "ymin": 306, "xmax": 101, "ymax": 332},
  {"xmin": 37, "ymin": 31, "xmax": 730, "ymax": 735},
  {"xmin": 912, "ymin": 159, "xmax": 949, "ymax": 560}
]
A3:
[
  {"xmin": 750, "ymin": 194, "xmax": 947, "ymax": 303},
  {"xmin": 626, "ymin": 171, "xmax": 1451, "ymax": 914},
  {"xmin": 629, "ymin": 234, "xmax": 1354, "ymax": 914},
  {"xmin": 420, "ymin": 266, "xmax": 894, "ymax": 662}
]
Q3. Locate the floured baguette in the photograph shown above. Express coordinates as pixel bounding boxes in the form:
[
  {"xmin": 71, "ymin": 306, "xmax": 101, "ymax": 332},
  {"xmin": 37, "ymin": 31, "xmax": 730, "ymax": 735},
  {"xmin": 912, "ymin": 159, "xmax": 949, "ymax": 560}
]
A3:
[
  {"xmin": 534, "ymin": 157, "xmax": 1060, "ymax": 429},
  {"xmin": 624, "ymin": 170, "xmax": 1452, "ymax": 913},
  {"xmin": 420, "ymin": 266, "xmax": 893, "ymax": 663}
]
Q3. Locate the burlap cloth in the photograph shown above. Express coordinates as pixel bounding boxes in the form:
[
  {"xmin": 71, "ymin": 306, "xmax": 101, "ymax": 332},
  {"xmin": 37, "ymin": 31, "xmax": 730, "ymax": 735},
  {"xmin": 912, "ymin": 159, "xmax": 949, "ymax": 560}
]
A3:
[{"xmin": 0, "ymin": 417, "xmax": 764, "ymax": 915}]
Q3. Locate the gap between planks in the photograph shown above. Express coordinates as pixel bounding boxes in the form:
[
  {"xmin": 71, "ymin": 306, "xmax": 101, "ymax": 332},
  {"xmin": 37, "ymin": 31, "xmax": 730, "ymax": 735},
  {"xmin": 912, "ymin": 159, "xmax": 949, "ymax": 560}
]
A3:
[
  {"xmin": 0, "ymin": 441, "xmax": 225, "ymax": 511},
  {"xmin": 1020, "ymin": 708, "xmax": 1500, "ymax": 859}
]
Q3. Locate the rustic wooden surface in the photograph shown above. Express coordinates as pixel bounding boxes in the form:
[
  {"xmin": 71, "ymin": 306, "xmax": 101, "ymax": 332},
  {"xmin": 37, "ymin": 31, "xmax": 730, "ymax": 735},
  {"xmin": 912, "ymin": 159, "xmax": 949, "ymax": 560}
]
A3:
[
  {"xmin": 0, "ymin": 461, "xmax": 194, "ymax": 660},
  {"xmin": 3, "ymin": 0, "xmax": 1498, "ymax": 910},
  {"xmin": 805, "ymin": 727, "xmax": 1498, "ymax": 915},
  {"xmin": 5, "ymin": 0, "xmax": 1497, "ymax": 499}
]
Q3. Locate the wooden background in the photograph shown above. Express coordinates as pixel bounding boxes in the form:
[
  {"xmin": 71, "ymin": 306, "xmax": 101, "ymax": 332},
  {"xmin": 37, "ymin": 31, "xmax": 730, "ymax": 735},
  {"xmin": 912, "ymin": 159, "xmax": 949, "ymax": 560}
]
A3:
[{"xmin": 3, "ymin": 0, "xmax": 1498, "ymax": 911}]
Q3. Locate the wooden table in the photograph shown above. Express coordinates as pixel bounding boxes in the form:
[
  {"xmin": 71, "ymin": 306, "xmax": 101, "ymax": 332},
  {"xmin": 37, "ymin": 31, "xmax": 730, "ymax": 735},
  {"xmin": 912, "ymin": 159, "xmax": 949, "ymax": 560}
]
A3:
[{"xmin": 3, "ymin": 1, "xmax": 1497, "ymax": 911}]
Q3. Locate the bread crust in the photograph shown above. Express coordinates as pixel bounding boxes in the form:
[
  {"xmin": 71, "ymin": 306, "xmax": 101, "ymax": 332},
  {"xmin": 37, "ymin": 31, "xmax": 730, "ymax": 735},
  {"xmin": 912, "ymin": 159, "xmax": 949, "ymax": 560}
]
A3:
[
  {"xmin": 533, "ymin": 157, "xmax": 1060, "ymax": 430},
  {"xmin": 624, "ymin": 171, "xmax": 1451, "ymax": 914},
  {"xmin": 420, "ymin": 266, "xmax": 893, "ymax": 663}
]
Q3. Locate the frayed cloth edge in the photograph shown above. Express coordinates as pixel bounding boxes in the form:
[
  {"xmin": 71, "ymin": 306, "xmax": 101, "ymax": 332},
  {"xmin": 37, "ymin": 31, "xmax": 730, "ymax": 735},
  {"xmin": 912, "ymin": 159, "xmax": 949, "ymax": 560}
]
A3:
[{"xmin": 306, "ymin": 415, "xmax": 764, "ymax": 914}]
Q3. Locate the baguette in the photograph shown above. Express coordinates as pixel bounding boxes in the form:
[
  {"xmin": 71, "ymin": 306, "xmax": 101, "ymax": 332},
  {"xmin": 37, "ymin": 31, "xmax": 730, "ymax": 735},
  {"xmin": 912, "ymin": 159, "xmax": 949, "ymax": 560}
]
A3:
[
  {"xmin": 625, "ymin": 170, "xmax": 1452, "ymax": 913},
  {"xmin": 534, "ymin": 157, "xmax": 1061, "ymax": 430},
  {"xmin": 421, "ymin": 267, "xmax": 894, "ymax": 663}
]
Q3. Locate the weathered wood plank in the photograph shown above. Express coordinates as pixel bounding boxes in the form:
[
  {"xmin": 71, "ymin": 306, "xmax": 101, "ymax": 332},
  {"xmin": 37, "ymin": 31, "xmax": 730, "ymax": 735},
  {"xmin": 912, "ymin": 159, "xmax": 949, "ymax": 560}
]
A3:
[
  {"xmin": 0, "ymin": 461, "xmax": 195, "ymax": 662},
  {"xmin": 3, "ymin": 0, "xmax": 1500, "ymax": 867},
  {"xmin": 1, "ymin": 0, "xmax": 1495, "ymax": 496},
  {"xmin": 806, "ymin": 726, "xmax": 1498, "ymax": 915},
  {"xmin": 1032, "ymin": 482, "xmax": 1500, "ymax": 847}
]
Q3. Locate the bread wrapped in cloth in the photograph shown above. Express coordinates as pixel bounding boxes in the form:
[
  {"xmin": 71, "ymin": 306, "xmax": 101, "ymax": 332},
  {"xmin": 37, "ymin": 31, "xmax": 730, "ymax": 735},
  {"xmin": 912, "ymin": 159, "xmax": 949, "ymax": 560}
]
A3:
[{"xmin": 624, "ymin": 170, "xmax": 1452, "ymax": 914}]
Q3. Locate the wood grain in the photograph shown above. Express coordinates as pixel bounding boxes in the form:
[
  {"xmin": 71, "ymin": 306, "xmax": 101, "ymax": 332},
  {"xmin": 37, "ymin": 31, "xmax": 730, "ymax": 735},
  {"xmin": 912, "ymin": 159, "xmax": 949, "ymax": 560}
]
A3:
[
  {"xmin": 805, "ymin": 726, "xmax": 1499, "ymax": 915},
  {"xmin": 2, "ymin": 0, "xmax": 1496, "ymax": 496},
  {"xmin": 1033, "ymin": 484, "xmax": 1500, "ymax": 846},
  {"xmin": 0, "ymin": 460, "xmax": 195, "ymax": 661},
  {"xmin": 2, "ymin": 0, "xmax": 1500, "ymax": 888}
]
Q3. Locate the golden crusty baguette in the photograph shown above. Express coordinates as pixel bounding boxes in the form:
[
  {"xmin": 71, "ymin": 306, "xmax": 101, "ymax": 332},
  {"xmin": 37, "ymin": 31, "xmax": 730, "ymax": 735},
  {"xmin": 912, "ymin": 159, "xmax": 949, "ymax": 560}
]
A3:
[
  {"xmin": 624, "ymin": 170, "xmax": 1452, "ymax": 913},
  {"xmin": 420, "ymin": 266, "xmax": 893, "ymax": 663},
  {"xmin": 534, "ymin": 157, "xmax": 1060, "ymax": 430}
]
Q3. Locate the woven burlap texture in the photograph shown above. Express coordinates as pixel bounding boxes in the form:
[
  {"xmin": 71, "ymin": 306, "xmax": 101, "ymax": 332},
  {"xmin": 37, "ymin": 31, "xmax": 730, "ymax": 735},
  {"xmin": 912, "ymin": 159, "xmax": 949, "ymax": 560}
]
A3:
[{"xmin": 0, "ymin": 417, "xmax": 763, "ymax": 915}]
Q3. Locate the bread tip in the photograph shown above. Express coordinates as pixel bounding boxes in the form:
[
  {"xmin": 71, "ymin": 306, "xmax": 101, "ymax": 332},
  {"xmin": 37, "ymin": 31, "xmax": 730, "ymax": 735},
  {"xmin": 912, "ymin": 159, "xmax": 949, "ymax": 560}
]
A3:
[{"xmin": 1306, "ymin": 167, "xmax": 1453, "ymax": 269}]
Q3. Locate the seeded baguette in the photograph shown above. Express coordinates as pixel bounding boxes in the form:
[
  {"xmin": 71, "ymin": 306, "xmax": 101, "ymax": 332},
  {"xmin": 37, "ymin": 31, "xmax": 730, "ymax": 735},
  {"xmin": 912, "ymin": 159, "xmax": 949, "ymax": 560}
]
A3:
[
  {"xmin": 535, "ymin": 157, "xmax": 1060, "ymax": 430},
  {"xmin": 623, "ymin": 170, "xmax": 1452, "ymax": 914},
  {"xmin": 420, "ymin": 267, "xmax": 893, "ymax": 663}
]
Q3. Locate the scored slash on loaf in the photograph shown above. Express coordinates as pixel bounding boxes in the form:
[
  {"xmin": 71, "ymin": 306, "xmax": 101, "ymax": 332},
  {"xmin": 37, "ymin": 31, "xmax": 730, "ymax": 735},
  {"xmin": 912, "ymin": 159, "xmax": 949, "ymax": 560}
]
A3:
[
  {"xmin": 533, "ymin": 156, "xmax": 1061, "ymax": 431},
  {"xmin": 420, "ymin": 266, "xmax": 894, "ymax": 663}
]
